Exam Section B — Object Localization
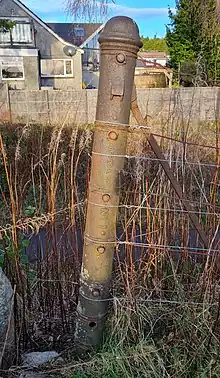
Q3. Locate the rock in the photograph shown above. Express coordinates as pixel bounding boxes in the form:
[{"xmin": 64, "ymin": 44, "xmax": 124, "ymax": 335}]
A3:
[
  {"xmin": 0, "ymin": 268, "xmax": 14, "ymax": 368},
  {"xmin": 21, "ymin": 351, "xmax": 63, "ymax": 368}
]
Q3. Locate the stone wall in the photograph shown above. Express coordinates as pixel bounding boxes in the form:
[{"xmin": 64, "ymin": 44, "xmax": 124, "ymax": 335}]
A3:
[{"xmin": 0, "ymin": 86, "xmax": 220, "ymax": 126}]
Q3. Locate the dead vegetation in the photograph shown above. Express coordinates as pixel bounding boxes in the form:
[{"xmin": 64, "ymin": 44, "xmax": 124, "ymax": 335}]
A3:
[{"xmin": 0, "ymin": 117, "xmax": 219, "ymax": 376}]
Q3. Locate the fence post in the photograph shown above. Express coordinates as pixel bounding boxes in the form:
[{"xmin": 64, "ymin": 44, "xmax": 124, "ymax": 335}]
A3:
[{"xmin": 75, "ymin": 16, "xmax": 142, "ymax": 348}]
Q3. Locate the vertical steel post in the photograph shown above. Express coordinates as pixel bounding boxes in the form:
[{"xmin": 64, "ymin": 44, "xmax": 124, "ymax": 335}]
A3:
[{"xmin": 75, "ymin": 16, "xmax": 142, "ymax": 347}]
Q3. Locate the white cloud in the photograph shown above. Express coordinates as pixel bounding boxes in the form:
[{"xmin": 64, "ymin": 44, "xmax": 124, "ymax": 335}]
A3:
[
  {"xmin": 109, "ymin": 4, "xmax": 172, "ymax": 19},
  {"xmin": 23, "ymin": 0, "xmax": 172, "ymax": 19}
]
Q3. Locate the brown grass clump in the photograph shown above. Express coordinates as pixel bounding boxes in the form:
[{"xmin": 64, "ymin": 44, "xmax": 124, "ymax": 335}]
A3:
[{"xmin": 0, "ymin": 118, "xmax": 219, "ymax": 376}]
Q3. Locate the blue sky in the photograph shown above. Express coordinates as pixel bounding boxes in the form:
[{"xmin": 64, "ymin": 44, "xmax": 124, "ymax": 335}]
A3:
[{"xmin": 24, "ymin": 0, "xmax": 176, "ymax": 37}]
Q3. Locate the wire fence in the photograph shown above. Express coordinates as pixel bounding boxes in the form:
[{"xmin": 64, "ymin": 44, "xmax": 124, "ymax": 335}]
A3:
[
  {"xmin": 1, "ymin": 118, "xmax": 219, "ymax": 256},
  {"xmin": 0, "ymin": 92, "xmax": 220, "ymax": 353},
  {"xmin": 86, "ymin": 118, "xmax": 220, "ymax": 263}
]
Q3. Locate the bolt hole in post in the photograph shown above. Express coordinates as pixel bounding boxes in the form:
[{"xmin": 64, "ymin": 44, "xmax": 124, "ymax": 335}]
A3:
[{"xmin": 89, "ymin": 322, "xmax": 97, "ymax": 329}]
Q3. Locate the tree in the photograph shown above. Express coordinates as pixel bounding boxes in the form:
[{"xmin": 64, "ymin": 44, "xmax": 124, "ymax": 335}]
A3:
[
  {"xmin": 66, "ymin": 0, "xmax": 115, "ymax": 20},
  {"xmin": 0, "ymin": 19, "xmax": 15, "ymax": 32},
  {"xmin": 166, "ymin": 0, "xmax": 220, "ymax": 86},
  {"xmin": 141, "ymin": 36, "xmax": 168, "ymax": 52}
]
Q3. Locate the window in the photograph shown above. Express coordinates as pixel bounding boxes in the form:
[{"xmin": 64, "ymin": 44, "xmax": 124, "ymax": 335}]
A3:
[
  {"xmin": 11, "ymin": 23, "xmax": 32, "ymax": 43},
  {"xmin": 74, "ymin": 27, "xmax": 84, "ymax": 37},
  {"xmin": 0, "ymin": 17, "xmax": 32, "ymax": 44},
  {"xmin": 0, "ymin": 57, "xmax": 24, "ymax": 80},
  {"xmin": 0, "ymin": 30, "xmax": 10, "ymax": 44},
  {"xmin": 40, "ymin": 59, "xmax": 73, "ymax": 77}
]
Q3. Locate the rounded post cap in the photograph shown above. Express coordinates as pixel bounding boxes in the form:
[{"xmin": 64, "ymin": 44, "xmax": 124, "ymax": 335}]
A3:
[{"xmin": 98, "ymin": 16, "xmax": 143, "ymax": 49}]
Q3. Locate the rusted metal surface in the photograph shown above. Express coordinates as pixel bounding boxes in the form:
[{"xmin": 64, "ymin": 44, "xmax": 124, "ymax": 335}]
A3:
[
  {"xmin": 131, "ymin": 84, "xmax": 209, "ymax": 249},
  {"xmin": 75, "ymin": 17, "xmax": 142, "ymax": 347}
]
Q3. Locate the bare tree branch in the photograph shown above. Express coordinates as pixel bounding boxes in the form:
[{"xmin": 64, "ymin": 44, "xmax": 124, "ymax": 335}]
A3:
[{"xmin": 66, "ymin": 0, "xmax": 115, "ymax": 21}]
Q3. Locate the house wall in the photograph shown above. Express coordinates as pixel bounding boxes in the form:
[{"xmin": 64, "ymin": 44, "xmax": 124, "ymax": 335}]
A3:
[
  {"xmin": 23, "ymin": 56, "xmax": 40, "ymax": 89},
  {"xmin": 0, "ymin": 51, "xmax": 40, "ymax": 90},
  {"xmin": 0, "ymin": 0, "xmax": 82, "ymax": 90},
  {"xmin": 7, "ymin": 55, "xmax": 39, "ymax": 90},
  {"xmin": 40, "ymin": 52, "xmax": 82, "ymax": 90}
]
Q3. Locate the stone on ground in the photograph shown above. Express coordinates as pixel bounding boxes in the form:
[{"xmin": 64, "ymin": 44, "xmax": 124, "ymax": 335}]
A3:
[
  {"xmin": 0, "ymin": 268, "xmax": 14, "ymax": 367},
  {"xmin": 21, "ymin": 351, "xmax": 63, "ymax": 368}
]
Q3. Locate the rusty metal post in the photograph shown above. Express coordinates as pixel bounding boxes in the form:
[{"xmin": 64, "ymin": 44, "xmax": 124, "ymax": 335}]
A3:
[{"xmin": 75, "ymin": 16, "xmax": 142, "ymax": 347}]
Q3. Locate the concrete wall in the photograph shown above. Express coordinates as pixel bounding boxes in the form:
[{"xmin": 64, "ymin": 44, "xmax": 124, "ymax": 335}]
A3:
[
  {"xmin": 0, "ymin": 84, "xmax": 10, "ymax": 122},
  {"xmin": 0, "ymin": 0, "xmax": 82, "ymax": 90},
  {"xmin": 7, "ymin": 88, "xmax": 87, "ymax": 125},
  {"xmin": 135, "ymin": 87, "xmax": 220, "ymax": 126},
  {"xmin": 0, "ymin": 86, "xmax": 220, "ymax": 127}
]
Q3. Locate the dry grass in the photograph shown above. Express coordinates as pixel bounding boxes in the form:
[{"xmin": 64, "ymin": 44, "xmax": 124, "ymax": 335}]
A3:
[{"xmin": 0, "ymin": 117, "xmax": 219, "ymax": 376}]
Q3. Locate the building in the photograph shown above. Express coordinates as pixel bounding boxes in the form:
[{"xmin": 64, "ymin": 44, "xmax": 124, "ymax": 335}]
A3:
[
  {"xmin": 48, "ymin": 22, "xmax": 104, "ymax": 89},
  {"xmin": 47, "ymin": 24, "xmax": 172, "ymax": 89},
  {"xmin": 135, "ymin": 52, "xmax": 172, "ymax": 88},
  {"xmin": 138, "ymin": 51, "xmax": 169, "ymax": 67},
  {"xmin": 47, "ymin": 23, "xmax": 103, "ymax": 65},
  {"xmin": 0, "ymin": 0, "xmax": 83, "ymax": 90}
]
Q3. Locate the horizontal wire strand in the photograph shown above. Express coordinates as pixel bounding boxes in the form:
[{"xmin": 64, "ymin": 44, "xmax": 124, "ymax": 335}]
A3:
[
  {"xmin": 92, "ymin": 151, "xmax": 220, "ymax": 168},
  {"xmin": 86, "ymin": 199, "xmax": 219, "ymax": 217},
  {"xmin": 84, "ymin": 235, "xmax": 220, "ymax": 254},
  {"xmin": 79, "ymin": 292, "xmax": 219, "ymax": 307},
  {"xmin": 152, "ymin": 132, "xmax": 219, "ymax": 150},
  {"xmin": 114, "ymin": 189, "xmax": 220, "ymax": 210},
  {"xmin": 96, "ymin": 119, "xmax": 219, "ymax": 137}
]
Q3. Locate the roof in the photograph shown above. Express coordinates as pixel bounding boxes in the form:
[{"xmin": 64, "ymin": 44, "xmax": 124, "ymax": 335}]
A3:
[
  {"xmin": 47, "ymin": 23, "xmax": 103, "ymax": 47},
  {"xmin": 136, "ymin": 59, "xmax": 172, "ymax": 72},
  {"xmin": 139, "ymin": 51, "xmax": 168, "ymax": 59},
  {"xmin": 11, "ymin": 0, "xmax": 83, "ymax": 52}
]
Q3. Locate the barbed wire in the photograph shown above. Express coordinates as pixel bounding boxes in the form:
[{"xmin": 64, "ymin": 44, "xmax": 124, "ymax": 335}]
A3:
[
  {"xmin": 87, "ymin": 199, "xmax": 219, "ymax": 217},
  {"xmin": 0, "ymin": 201, "xmax": 85, "ymax": 234},
  {"xmin": 97, "ymin": 120, "xmax": 220, "ymax": 137},
  {"xmin": 117, "ymin": 188, "xmax": 220, "ymax": 209},
  {"xmin": 95, "ymin": 120, "xmax": 218, "ymax": 149},
  {"xmin": 84, "ymin": 235, "xmax": 220, "ymax": 254},
  {"xmin": 95, "ymin": 123, "xmax": 219, "ymax": 151},
  {"xmin": 92, "ymin": 151, "xmax": 220, "ymax": 168},
  {"xmin": 152, "ymin": 132, "xmax": 219, "ymax": 150},
  {"xmin": 96, "ymin": 119, "xmax": 151, "ymax": 130},
  {"xmin": 79, "ymin": 292, "xmax": 220, "ymax": 307}
]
